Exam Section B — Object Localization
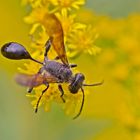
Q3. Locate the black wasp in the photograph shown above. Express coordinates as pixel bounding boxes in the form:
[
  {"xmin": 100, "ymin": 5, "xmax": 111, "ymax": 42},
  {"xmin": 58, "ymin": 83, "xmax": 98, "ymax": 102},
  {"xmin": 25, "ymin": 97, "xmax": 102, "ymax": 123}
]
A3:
[{"xmin": 1, "ymin": 14, "xmax": 103, "ymax": 119}]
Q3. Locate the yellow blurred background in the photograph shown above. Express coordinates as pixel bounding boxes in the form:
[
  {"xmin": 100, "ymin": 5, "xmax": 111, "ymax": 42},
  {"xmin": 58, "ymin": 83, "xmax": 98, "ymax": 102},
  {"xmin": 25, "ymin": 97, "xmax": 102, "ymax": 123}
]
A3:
[{"xmin": 0, "ymin": 0, "xmax": 140, "ymax": 140}]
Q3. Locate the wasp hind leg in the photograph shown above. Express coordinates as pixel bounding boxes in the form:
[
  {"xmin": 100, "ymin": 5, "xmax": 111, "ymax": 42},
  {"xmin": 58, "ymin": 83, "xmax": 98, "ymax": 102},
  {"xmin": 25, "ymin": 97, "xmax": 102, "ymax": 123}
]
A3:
[
  {"xmin": 35, "ymin": 84, "xmax": 49, "ymax": 113},
  {"xmin": 58, "ymin": 84, "xmax": 65, "ymax": 103},
  {"xmin": 27, "ymin": 87, "xmax": 33, "ymax": 93}
]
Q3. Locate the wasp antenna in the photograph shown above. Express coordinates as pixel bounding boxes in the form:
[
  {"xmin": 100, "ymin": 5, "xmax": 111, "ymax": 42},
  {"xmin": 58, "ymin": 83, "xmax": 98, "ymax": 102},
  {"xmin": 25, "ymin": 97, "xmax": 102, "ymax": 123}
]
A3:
[
  {"xmin": 73, "ymin": 87, "xmax": 85, "ymax": 120},
  {"xmin": 83, "ymin": 80, "xmax": 104, "ymax": 87},
  {"xmin": 30, "ymin": 57, "xmax": 43, "ymax": 65}
]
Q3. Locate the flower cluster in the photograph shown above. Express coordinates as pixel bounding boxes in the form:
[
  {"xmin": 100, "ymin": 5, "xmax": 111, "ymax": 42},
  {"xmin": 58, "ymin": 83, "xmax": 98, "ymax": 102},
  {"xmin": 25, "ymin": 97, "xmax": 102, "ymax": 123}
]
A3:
[{"xmin": 19, "ymin": 0, "xmax": 99, "ymax": 116}]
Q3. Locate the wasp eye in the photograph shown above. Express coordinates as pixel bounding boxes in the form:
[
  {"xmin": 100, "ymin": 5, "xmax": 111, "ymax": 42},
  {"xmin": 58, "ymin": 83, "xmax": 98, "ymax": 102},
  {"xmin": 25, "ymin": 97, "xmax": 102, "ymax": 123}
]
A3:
[{"xmin": 1, "ymin": 42, "xmax": 31, "ymax": 60}]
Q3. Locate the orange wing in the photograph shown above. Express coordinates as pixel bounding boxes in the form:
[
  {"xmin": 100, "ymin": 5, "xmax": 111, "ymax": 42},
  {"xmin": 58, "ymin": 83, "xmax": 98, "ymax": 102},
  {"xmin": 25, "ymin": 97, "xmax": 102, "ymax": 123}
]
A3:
[
  {"xmin": 40, "ymin": 14, "xmax": 69, "ymax": 66},
  {"xmin": 15, "ymin": 72, "xmax": 59, "ymax": 87}
]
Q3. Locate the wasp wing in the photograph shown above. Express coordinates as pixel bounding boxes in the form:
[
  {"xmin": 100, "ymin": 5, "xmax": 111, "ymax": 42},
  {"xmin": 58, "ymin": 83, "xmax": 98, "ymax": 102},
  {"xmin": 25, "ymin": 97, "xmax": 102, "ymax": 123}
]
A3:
[
  {"xmin": 42, "ymin": 14, "xmax": 69, "ymax": 66},
  {"xmin": 52, "ymin": 34, "xmax": 69, "ymax": 66},
  {"xmin": 15, "ymin": 72, "xmax": 59, "ymax": 87},
  {"xmin": 15, "ymin": 73, "xmax": 44, "ymax": 87}
]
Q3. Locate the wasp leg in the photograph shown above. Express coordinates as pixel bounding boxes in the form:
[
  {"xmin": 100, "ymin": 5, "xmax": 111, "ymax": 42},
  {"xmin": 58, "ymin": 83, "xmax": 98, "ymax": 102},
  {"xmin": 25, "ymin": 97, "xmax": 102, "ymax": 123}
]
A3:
[
  {"xmin": 53, "ymin": 56, "xmax": 77, "ymax": 68},
  {"xmin": 27, "ymin": 87, "xmax": 33, "ymax": 93},
  {"xmin": 44, "ymin": 37, "xmax": 53, "ymax": 63},
  {"xmin": 58, "ymin": 84, "xmax": 65, "ymax": 103},
  {"xmin": 44, "ymin": 37, "xmax": 53, "ymax": 57},
  {"xmin": 35, "ymin": 84, "xmax": 49, "ymax": 113},
  {"xmin": 70, "ymin": 64, "xmax": 77, "ymax": 68},
  {"xmin": 53, "ymin": 55, "xmax": 77, "ymax": 68},
  {"xmin": 54, "ymin": 56, "xmax": 60, "ymax": 60}
]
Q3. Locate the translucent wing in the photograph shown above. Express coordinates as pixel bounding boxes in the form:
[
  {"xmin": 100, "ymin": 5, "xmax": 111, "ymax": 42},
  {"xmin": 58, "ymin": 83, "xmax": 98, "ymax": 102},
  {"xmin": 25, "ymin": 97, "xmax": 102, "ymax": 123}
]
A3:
[
  {"xmin": 42, "ymin": 14, "xmax": 69, "ymax": 65},
  {"xmin": 15, "ymin": 73, "xmax": 44, "ymax": 87},
  {"xmin": 15, "ymin": 72, "xmax": 59, "ymax": 87}
]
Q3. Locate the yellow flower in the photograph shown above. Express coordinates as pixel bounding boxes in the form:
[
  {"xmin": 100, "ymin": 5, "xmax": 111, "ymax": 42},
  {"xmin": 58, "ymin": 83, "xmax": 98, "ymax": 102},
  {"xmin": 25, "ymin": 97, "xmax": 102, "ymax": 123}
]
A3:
[
  {"xmin": 22, "ymin": 0, "xmax": 46, "ymax": 8},
  {"xmin": 67, "ymin": 25, "xmax": 100, "ymax": 57},
  {"xmin": 27, "ymin": 84, "xmax": 64, "ymax": 112},
  {"xmin": 18, "ymin": 60, "xmax": 41, "ymax": 75},
  {"xmin": 22, "ymin": 0, "xmax": 85, "ymax": 11},
  {"xmin": 24, "ymin": 6, "xmax": 49, "ymax": 24},
  {"xmin": 56, "ymin": 10, "xmax": 86, "ymax": 38},
  {"xmin": 50, "ymin": 0, "xmax": 85, "ymax": 11}
]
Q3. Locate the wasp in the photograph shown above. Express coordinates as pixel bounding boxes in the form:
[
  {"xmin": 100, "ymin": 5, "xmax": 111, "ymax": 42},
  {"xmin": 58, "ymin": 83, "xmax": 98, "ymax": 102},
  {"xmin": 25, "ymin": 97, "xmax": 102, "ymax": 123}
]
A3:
[{"xmin": 1, "ymin": 14, "xmax": 103, "ymax": 119}]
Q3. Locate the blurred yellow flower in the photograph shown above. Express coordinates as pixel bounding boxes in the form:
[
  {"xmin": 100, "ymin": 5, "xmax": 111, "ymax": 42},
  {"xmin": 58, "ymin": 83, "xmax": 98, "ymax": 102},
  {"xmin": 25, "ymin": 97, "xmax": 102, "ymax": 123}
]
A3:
[
  {"xmin": 117, "ymin": 36, "xmax": 139, "ymax": 54},
  {"xmin": 88, "ymin": 13, "xmax": 140, "ymax": 139},
  {"xmin": 112, "ymin": 64, "xmax": 129, "ymax": 81}
]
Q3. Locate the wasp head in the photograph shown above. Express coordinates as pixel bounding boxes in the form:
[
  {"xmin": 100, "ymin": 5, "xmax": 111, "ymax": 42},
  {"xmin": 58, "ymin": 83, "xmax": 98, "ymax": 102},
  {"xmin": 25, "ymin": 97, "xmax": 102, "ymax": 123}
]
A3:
[{"xmin": 68, "ymin": 73, "xmax": 85, "ymax": 94}]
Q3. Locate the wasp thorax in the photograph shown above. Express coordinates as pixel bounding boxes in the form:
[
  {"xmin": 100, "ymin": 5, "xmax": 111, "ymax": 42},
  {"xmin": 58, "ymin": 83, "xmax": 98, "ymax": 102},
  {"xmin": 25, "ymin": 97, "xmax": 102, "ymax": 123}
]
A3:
[
  {"xmin": 68, "ymin": 73, "xmax": 85, "ymax": 94},
  {"xmin": 1, "ymin": 42, "xmax": 31, "ymax": 60}
]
